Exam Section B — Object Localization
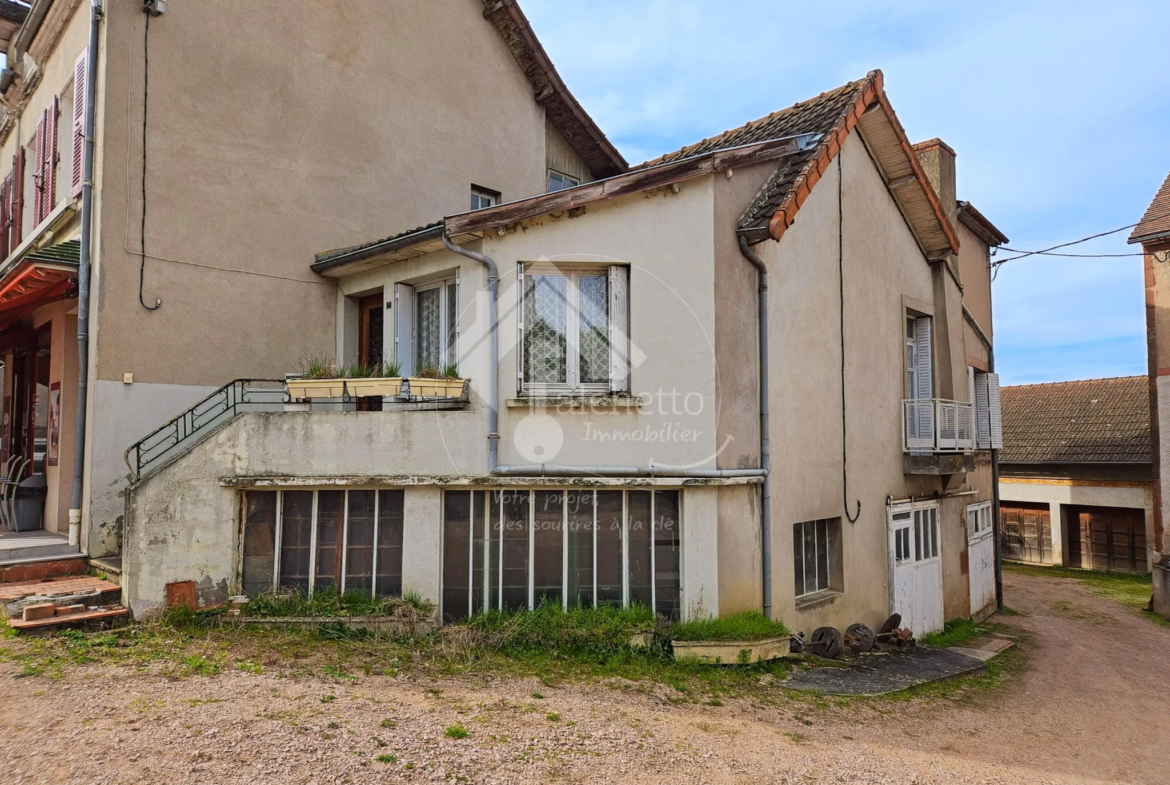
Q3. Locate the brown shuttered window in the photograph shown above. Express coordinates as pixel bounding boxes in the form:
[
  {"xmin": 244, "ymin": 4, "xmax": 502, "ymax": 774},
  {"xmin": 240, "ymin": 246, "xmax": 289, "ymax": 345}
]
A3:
[{"xmin": 72, "ymin": 49, "xmax": 87, "ymax": 199}]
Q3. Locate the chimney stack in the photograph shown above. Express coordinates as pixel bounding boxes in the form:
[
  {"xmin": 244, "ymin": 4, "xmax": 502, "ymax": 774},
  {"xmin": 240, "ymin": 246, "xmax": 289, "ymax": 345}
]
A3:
[{"xmin": 912, "ymin": 138, "xmax": 957, "ymax": 231}]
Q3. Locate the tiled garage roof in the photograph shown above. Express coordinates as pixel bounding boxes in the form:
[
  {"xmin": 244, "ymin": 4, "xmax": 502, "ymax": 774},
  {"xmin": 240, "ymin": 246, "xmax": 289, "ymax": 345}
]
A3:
[
  {"xmin": 1129, "ymin": 171, "xmax": 1170, "ymax": 244},
  {"xmin": 1000, "ymin": 376, "xmax": 1150, "ymax": 464}
]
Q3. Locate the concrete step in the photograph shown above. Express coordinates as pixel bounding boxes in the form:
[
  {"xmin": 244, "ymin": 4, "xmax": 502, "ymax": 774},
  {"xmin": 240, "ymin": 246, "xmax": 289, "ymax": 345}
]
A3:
[
  {"xmin": 0, "ymin": 531, "xmax": 81, "ymax": 565},
  {"xmin": 89, "ymin": 556, "xmax": 122, "ymax": 586}
]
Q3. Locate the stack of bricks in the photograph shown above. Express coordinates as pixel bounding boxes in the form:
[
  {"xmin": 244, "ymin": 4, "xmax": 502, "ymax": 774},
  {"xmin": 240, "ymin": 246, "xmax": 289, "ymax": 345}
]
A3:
[{"xmin": 20, "ymin": 602, "xmax": 88, "ymax": 622}]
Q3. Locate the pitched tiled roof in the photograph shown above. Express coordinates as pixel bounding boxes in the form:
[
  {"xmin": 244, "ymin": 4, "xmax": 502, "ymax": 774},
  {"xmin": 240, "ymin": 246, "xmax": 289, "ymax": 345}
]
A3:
[
  {"xmin": 1129, "ymin": 171, "xmax": 1170, "ymax": 244},
  {"xmin": 0, "ymin": 1, "xmax": 27, "ymax": 24},
  {"xmin": 1000, "ymin": 376, "xmax": 1150, "ymax": 464}
]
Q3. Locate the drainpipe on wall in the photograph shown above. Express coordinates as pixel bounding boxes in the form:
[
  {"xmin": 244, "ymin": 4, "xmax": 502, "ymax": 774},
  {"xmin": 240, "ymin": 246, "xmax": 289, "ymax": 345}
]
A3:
[
  {"xmin": 69, "ymin": 0, "xmax": 102, "ymax": 548},
  {"xmin": 737, "ymin": 236, "xmax": 773, "ymax": 620},
  {"xmin": 962, "ymin": 303, "xmax": 1002, "ymax": 610},
  {"xmin": 442, "ymin": 234, "xmax": 500, "ymax": 472}
]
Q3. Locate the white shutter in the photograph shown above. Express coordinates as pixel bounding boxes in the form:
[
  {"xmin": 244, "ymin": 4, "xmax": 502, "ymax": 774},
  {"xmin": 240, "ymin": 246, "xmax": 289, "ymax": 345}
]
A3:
[
  {"xmin": 394, "ymin": 283, "xmax": 415, "ymax": 376},
  {"xmin": 987, "ymin": 372, "xmax": 1003, "ymax": 449},
  {"xmin": 914, "ymin": 316, "xmax": 933, "ymax": 441},
  {"xmin": 516, "ymin": 262, "xmax": 525, "ymax": 389},
  {"xmin": 967, "ymin": 366, "xmax": 976, "ymax": 406},
  {"xmin": 914, "ymin": 317, "xmax": 932, "ymax": 400},
  {"xmin": 608, "ymin": 265, "xmax": 630, "ymax": 392},
  {"xmin": 975, "ymin": 371, "xmax": 1002, "ymax": 449}
]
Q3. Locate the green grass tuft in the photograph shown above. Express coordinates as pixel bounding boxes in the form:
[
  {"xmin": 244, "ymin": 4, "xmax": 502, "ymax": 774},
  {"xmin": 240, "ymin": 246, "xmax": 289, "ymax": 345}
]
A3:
[
  {"xmin": 467, "ymin": 600, "xmax": 659, "ymax": 661},
  {"xmin": 669, "ymin": 611, "xmax": 788, "ymax": 642},
  {"xmin": 240, "ymin": 587, "xmax": 434, "ymax": 619},
  {"xmin": 444, "ymin": 723, "xmax": 469, "ymax": 739},
  {"xmin": 919, "ymin": 617, "xmax": 990, "ymax": 648}
]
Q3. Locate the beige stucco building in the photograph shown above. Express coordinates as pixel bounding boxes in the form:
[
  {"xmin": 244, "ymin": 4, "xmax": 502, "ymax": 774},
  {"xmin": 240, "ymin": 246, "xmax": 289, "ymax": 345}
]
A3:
[
  {"xmin": 121, "ymin": 59, "xmax": 1007, "ymax": 636},
  {"xmin": 0, "ymin": 0, "xmax": 623, "ymax": 562},
  {"xmin": 0, "ymin": 1, "xmax": 1007, "ymax": 636}
]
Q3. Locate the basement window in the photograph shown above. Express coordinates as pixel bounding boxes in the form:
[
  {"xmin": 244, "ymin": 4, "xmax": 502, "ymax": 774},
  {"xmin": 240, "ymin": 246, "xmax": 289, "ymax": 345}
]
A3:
[
  {"xmin": 470, "ymin": 186, "xmax": 498, "ymax": 211},
  {"xmin": 240, "ymin": 489, "xmax": 404, "ymax": 598},
  {"xmin": 441, "ymin": 488, "xmax": 681, "ymax": 623},
  {"xmin": 793, "ymin": 518, "xmax": 842, "ymax": 598}
]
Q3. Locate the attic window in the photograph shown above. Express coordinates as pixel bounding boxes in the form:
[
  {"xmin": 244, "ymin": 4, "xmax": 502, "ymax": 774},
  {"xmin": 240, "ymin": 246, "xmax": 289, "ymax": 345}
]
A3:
[
  {"xmin": 547, "ymin": 169, "xmax": 580, "ymax": 193},
  {"xmin": 471, "ymin": 186, "xmax": 498, "ymax": 211}
]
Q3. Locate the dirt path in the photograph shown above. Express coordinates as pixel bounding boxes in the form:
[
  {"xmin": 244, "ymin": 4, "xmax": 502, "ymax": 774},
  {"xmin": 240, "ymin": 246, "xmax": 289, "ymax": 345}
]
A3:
[{"xmin": 2, "ymin": 572, "xmax": 1166, "ymax": 784}]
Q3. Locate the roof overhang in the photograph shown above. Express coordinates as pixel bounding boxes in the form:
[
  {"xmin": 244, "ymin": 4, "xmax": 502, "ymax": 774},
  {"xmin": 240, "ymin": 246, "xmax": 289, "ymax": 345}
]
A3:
[
  {"xmin": 0, "ymin": 238, "xmax": 79, "ymax": 330},
  {"xmin": 755, "ymin": 72, "xmax": 960, "ymax": 262},
  {"xmin": 313, "ymin": 133, "xmax": 818, "ymax": 278},
  {"xmin": 481, "ymin": 0, "xmax": 626, "ymax": 179},
  {"xmin": 957, "ymin": 201, "xmax": 1009, "ymax": 246}
]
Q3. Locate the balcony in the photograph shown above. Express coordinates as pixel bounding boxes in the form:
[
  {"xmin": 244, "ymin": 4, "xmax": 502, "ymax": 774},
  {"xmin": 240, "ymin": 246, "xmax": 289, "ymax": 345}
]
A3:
[{"xmin": 901, "ymin": 398, "xmax": 975, "ymax": 475}]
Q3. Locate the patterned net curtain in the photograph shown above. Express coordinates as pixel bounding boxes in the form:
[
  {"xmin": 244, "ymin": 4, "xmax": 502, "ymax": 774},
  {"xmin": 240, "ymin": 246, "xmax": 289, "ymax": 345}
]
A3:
[
  {"xmin": 577, "ymin": 274, "xmax": 609, "ymax": 385},
  {"xmin": 416, "ymin": 287, "xmax": 442, "ymax": 372},
  {"xmin": 524, "ymin": 275, "xmax": 568, "ymax": 384}
]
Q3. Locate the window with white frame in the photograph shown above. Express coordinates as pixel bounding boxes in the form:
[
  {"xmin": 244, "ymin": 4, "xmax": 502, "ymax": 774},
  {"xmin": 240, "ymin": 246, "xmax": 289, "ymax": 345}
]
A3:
[
  {"xmin": 471, "ymin": 186, "xmax": 497, "ymax": 211},
  {"xmin": 240, "ymin": 489, "xmax": 404, "ymax": 598},
  {"xmin": 394, "ymin": 277, "xmax": 458, "ymax": 376},
  {"xmin": 547, "ymin": 169, "xmax": 580, "ymax": 192},
  {"xmin": 793, "ymin": 518, "xmax": 842, "ymax": 597},
  {"xmin": 966, "ymin": 500, "xmax": 993, "ymax": 542},
  {"xmin": 518, "ymin": 263, "xmax": 629, "ymax": 394},
  {"xmin": 914, "ymin": 505, "xmax": 940, "ymax": 562},
  {"xmin": 442, "ymin": 488, "xmax": 680, "ymax": 623}
]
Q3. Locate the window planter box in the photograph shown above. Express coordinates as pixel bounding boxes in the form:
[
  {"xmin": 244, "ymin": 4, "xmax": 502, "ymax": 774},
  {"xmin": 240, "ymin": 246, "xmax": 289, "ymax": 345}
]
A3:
[
  {"xmin": 346, "ymin": 377, "xmax": 404, "ymax": 398},
  {"xmin": 671, "ymin": 636, "xmax": 790, "ymax": 665},
  {"xmin": 406, "ymin": 377, "xmax": 466, "ymax": 399},
  {"xmin": 286, "ymin": 378, "xmax": 347, "ymax": 400}
]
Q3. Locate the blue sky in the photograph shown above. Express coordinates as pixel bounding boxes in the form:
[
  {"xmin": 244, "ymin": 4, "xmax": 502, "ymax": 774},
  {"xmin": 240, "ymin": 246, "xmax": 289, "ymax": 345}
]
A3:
[{"xmin": 523, "ymin": 0, "xmax": 1170, "ymax": 386}]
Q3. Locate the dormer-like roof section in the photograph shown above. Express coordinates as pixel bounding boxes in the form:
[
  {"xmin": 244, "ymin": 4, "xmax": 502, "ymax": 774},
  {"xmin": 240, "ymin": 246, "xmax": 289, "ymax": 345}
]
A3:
[{"xmin": 482, "ymin": 0, "xmax": 627, "ymax": 179}]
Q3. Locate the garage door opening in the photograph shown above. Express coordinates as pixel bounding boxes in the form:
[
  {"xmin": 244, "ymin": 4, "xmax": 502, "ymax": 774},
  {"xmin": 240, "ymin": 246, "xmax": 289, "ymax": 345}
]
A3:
[
  {"xmin": 1065, "ymin": 505, "xmax": 1148, "ymax": 575},
  {"xmin": 1000, "ymin": 502, "xmax": 1053, "ymax": 565}
]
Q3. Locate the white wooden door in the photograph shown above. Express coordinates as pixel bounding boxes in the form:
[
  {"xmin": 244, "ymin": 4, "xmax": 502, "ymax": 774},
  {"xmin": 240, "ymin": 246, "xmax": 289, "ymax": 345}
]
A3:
[
  {"xmin": 888, "ymin": 502, "xmax": 944, "ymax": 636},
  {"xmin": 967, "ymin": 502, "xmax": 996, "ymax": 619}
]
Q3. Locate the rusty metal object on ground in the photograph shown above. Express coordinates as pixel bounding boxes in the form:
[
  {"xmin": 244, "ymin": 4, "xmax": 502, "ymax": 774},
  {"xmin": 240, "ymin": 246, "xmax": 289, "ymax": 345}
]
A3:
[
  {"xmin": 877, "ymin": 613, "xmax": 901, "ymax": 635},
  {"xmin": 807, "ymin": 626, "xmax": 843, "ymax": 659},
  {"xmin": 845, "ymin": 622, "xmax": 875, "ymax": 653}
]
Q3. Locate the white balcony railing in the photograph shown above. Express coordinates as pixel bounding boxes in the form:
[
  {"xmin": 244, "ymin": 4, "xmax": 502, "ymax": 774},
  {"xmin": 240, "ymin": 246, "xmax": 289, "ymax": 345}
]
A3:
[{"xmin": 902, "ymin": 398, "xmax": 975, "ymax": 453}]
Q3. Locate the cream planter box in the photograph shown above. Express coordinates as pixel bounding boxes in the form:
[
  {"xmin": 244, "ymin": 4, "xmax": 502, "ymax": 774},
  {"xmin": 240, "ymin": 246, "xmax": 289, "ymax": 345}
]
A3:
[
  {"xmin": 286, "ymin": 378, "xmax": 347, "ymax": 400},
  {"xmin": 407, "ymin": 377, "xmax": 466, "ymax": 399},
  {"xmin": 346, "ymin": 378, "xmax": 404, "ymax": 398},
  {"xmin": 671, "ymin": 636, "xmax": 790, "ymax": 665}
]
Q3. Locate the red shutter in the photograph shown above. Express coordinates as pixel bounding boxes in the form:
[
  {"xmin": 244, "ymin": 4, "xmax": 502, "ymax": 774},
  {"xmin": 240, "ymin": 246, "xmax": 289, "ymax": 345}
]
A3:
[
  {"xmin": 32, "ymin": 112, "xmax": 44, "ymax": 225},
  {"xmin": 0, "ymin": 174, "xmax": 11, "ymax": 258},
  {"xmin": 47, "ymin": 95, "xmax": 59, "ymax": 212},
  {"xmin": 12, "ymin": 148, "xmax": 23, "ymax": 245},
  {"xmin": 71, "ymin": 49, "xmax": 87, "ymax": 199}
]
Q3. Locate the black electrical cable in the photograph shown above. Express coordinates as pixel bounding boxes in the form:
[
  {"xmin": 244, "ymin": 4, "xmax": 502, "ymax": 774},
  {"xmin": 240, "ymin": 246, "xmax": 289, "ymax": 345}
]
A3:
[
  {"xmin": 839, "ymin": 153, "xmax": 860, "ymax": 524},
  {"xmin": 991, "ymin": 207, "xmax": 1170, "ymax": 268},
  {"xmin": 139, "ymin": 11, "xmax": 160, "ymax": 311}
]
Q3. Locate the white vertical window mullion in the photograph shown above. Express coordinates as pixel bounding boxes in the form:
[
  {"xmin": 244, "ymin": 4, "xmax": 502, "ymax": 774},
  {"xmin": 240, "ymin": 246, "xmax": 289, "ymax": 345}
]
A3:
[
  {"xmin": 608, "ymin": 265, "xmax": 630, "ymax": 393},
  {"xmin": 497, "ymin": 493, "xmax": 503, "ymax": 611},
  {"xmin": 341, "ymin": 492, "xmax": 350, "ymax": 593},
  {"xmin": 592, "ymin": 490, "xmax": 598, "ymax": 608},
  {"xmin": 516, "ymin": 263, "xmax": 525, "ymax": 391},
  {"xmin": 621, "ymin": 491, "xmax": 629, "ymax": 607},
  {"xmin": 528, "ymin": 490, "xmax": 535, "ymax": 610},
  {"xmin": 562, "ymin": 490, "xmax": 569, "ymax": 610},
  {"xmin": 649, "ymin": 491, "xmax": 656, "ymax": 613},
  {"xmin": 453, "ymin": 272, "xmax": 461, "ymax": 369},
  {"xmin": 468, "ymin": 490, "xmax": 475, "ymax": 619},
  {"xmin": 272, "ymin": 491, "xmax": 284, "ymax": 592},
  {"xmin": 308, "ymin": 490, "xmax": 319, "ymax": 596},
  {"xmin": 371, "ymin": 490, "xmax": 379, "ymax": 600}
]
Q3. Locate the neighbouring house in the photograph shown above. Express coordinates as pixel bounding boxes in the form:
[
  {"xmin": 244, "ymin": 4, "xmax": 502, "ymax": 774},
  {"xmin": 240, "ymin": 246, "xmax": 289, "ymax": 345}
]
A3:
[
  {"xmin": 1131, "ymin": 170, "xmax": 1170, "ymax": 614},
  {"xmin": 998, "ymin": 376, "xmax": 1152, "ymax": 574},
  {"xmin": 123, "ymin": 59, "xmax": 1008, "ymax": 636},
  {"xmin": 0, "ymin": 1, "xmax": 625, "ymax": 568}
]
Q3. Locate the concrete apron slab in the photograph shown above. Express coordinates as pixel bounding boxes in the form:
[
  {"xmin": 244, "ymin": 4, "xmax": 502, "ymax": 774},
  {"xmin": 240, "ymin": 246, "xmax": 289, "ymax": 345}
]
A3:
[{"xmin": 783, "ymin": 646, "xmax": 987, "ymax": 696}]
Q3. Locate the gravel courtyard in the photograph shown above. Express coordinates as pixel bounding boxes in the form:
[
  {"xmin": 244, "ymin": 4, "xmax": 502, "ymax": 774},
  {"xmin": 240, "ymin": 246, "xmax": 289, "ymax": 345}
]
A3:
[{"xmin": 2, "ymin": 570, "xmax": 1167, "ymax": 785}]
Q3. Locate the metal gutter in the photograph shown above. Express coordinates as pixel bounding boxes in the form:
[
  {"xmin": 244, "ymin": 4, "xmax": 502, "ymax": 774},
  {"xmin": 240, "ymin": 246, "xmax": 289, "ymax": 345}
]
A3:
[
  {"xmin": 68, "ymin": 0, "xmax": 100, "ymax": 548},
  {"xmin": 312, "ymin": 223, "xmax": 443, "ymax": 274},
  {"xmin": 737, "ymin": 236, "xmax": 773, "ymax": 619},
  {"xmin": 9, "ymin": 0, "xmax": 50, "ymax": 74}
]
